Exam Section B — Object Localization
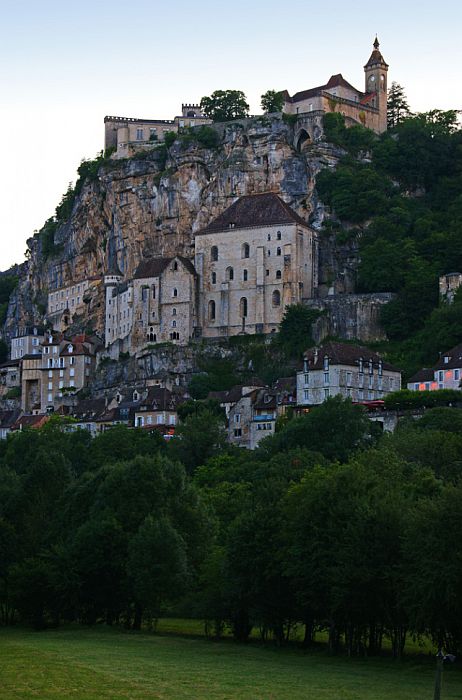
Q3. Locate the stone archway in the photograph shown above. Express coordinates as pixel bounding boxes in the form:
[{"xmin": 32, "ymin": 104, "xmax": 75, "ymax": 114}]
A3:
[{"xmin": 295, "ymin": 128, "xmax": 312, "ymax": 152}]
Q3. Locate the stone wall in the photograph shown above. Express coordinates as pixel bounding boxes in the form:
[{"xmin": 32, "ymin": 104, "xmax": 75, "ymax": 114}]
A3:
[{"xmin": 306, "ymin": 293, "xmax": 395, "ymax": 343}]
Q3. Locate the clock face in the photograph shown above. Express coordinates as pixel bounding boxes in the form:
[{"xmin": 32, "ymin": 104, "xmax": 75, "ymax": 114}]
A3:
[{"xmin": 369, "ymin": 75, "xmax": 376, "ymax": 83}]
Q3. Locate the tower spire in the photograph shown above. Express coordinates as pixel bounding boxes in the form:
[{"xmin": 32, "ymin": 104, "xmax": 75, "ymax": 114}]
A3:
[{"xmin": 373, "ymin": 35, "xmax": 380, "ymax": 50}]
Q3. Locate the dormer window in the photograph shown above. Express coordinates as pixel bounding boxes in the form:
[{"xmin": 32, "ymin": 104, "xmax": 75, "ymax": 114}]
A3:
[
  {"xmin": 369, "ymin": 360, "xmax": 373, "ymax": 375},
  {"xmin": 323, "ymin": 355, "xmax": 329, "ymax": 371},
  {"xmin": 229, "ymin": 222, "xmax": 235, "ymax": 229},
  {"xmin": 68, "ymin": 344, "xmax": 73, "ymax": 353},
  {"xmin": 359, "ymin": 358, "xmax": 364, "ymax": 374},
  {"xmin": 133, "ymin": 391, "xmax": 139, "ymax": 401},
  {"xmin": 444, "ymin": 356, "xmax": 449, "ymax": 364}
]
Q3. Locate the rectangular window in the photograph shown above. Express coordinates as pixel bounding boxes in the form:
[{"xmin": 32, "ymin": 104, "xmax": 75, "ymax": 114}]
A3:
[
  {"xmin": 70, "ymin": 368, "xmax": 75, "ymax": 377},
  {"xmin": 59, "ymin": 380, "xmax": 64, "ymax": 389},
  {"xmin": 346, "ymin": 372, "xmax": 352, "ymax": 386},
  {"xmin": 59, "ymin": 370, "xmax": 64, "ymax": 378},
  {"xmin": 234, "ymin": 414, "xmax": 241, "ymax": 424},
  {"xmin": 48, "ymin": 393, "xmax": 53, "ymax": 402},
  {"xmin": 438, "ymin": 371, "xmax": 444, "ymax": 382},
  {"xmin": 324, "ymin": 372, "xmax": 329, "ymax": 386},
  {"xmin": 304, "ymin": 389, "xmax": 309, "ymax": 401},
  {"xmin": 455, "ymin": 369, "xmax": 460, "ymax": 381},
  {"xmin": 70, "ymin": 357, "xmax": 75, "ymax": 366},
  {"xmin": 70, "ymin": 380, "xmax": 75, "ymax": 388},
  {"xmin": 234, "ymin": 428, "xmax": 242, "ymax": 437},
  {"xmin": 304, "ymin": 373, "xmax": 309, "ymax": 385},
  {"xmin": 48, "ymin": 382, "xmax": 52, "ymax": 390},
  {"xmin": 324, "ymin": 388, "xmax": 330, "ymax": 399},
  {"xmin": 136, "ymin": 128, "xmax": 144, "ymax": 140}
]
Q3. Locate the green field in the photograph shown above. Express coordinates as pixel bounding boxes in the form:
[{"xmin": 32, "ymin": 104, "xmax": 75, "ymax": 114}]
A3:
[{"xmin": 1, "ymin": 625, "xmax": 461, "ymax": 700}]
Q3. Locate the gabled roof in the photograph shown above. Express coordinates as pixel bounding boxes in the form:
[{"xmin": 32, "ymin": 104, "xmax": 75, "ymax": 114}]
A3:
[
  {"xmin": 72, "ymin": 398, "xmax": 107, "ymax": 420},
  {"xmin": 197, "ymin": 193, "xmax": 309, "ymax": 234},
  {"xmin": 133, "ymin": 256, "xmax": 197, "ymax": 280},
  {"xmin": 434, "ymin": 343, "xmax": 462, "ymax": 371},
  {"xmin": 0, "ymin": 409, "xmax": 22, "ymax": 429},
  {"xmin": 407, "ymin": 368, "xmax": 435, "ymax": 384},
  {"xmin": 287, "ymin": 74, "xmax": 363, "ymax": 104},
  {"xmin": 304, "ymin": 341, "xmax": 400, "ymax": 373},
  {"xmin": 13, "ymin": 414, "xmax": 49, "ymax": 430}
]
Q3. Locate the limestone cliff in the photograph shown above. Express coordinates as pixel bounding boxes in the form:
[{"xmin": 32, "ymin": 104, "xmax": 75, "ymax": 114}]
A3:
[{"xmin": 2, "ymin": 115, "xmax": 362, "ymax": 341}]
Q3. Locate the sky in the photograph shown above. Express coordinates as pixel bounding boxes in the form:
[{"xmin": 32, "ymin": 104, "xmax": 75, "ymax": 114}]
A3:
[{"xmin": 1, "ymin": 0, "xmax": 461, "ymax": 270}]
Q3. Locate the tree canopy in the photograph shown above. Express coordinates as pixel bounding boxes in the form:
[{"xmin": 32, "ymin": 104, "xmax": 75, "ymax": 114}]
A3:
[{"xmin": 200, "ymin": 90, "xmax": 249, "ymax": 122}]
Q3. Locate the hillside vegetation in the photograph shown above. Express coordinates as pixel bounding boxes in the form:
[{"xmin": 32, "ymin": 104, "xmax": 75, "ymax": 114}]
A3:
[{"xmin": 318, "ymin": 110, "xmax": 462, "ymax": 376}]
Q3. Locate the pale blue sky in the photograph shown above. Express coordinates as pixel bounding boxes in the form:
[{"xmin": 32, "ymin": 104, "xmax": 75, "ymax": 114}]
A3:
[{"xmin": 1, "ymin": 0, "xmax": 461, "ymax": 269}]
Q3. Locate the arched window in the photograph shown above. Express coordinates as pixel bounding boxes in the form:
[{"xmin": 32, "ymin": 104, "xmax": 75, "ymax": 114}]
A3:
[
  {"xmin": 240, "ymin": 297, "xmax": 248, "ymax": 318},
  {"xmin": 277, "ymin": 231, "xmax": 281, "ymax": 240},
  {"xmin": 172, "ymin": 320, "xmax": 177, "ymax": 328},
  {"xmin": 212, "ymin": 272, "xmax": 216, "ymax": 284},
  {"xmin": 172, "ymin": 308, "xmax": 177, "ymax": 316},
  {"xmin": 276, "ymin": 270, "xmax": 282, "ymax": 279},
  {"xmin": 272, "ymin": 290, "xmax": 281, "ymax": 307},
  {"xmin": 243, "ymin": 269, "xmax": 248, "ymax": 281},
  {"xmin": 209, "ymin": 300, "xmax": 216, "ymax": 321},
  {"xmin": 211, "ymin": 246, "xmax": 218, "ymax": 261},
  {"xmin": 172, "ymin": 288, "xmax": 178, "ymax": 297},
  {"xmin": 242, "ymin": 243, "xmax": 250, "ymax": 259},
  {"xmin": 173, "ymin": 261, "xmax": 178, "ymax": 271},
  {"xmin": 152, "ymin": 286, "xmax": 156, "ymax": 299},
  {"xmin": 226, "ymin": 266, "xmax": 234, "ymax": 281},
  {"xmin": 276, "ymin": 247, "xmax": 281, "ymax": 256},
  {"xmin": 267, "ymin": 233, "xmax": 271, "ymax": 241}
]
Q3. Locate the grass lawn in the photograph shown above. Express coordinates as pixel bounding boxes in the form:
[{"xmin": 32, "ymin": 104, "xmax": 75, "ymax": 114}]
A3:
[{"xmin": 0, "ymin": 625, "xmax": 461, "ymax": 700}]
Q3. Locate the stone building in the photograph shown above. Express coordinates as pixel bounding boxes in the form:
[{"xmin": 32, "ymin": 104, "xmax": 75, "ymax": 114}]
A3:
[
  {"xmin": 228, "ymin": 387, "xmax": 278, "ymax": 450},
  {"xmin": 439, "ymin": 273, "xmax": 462, "ymax": 304},
  {"xmin": 48, "ymin": 277, "xmax": 102, "ymax": 331},
  {"xmin": 408, "ymin": 343, "xmax": 462, "ymax": 392},
  {"xmin": 104, "ymin": 256, "xmax": 199, "ymax": 351},
  {"xmin": 296, "ymin": 341, "xmax": 401, "ymax": 407},
  {"xmin": 104, "ymin": 104, "xmax": 211, "ymax": 159},
  {"xmin": 21, "ymin": 333, "xmax": 97, "ymax": 413},
  {"xmin": 10, "ymin": 326, "xmax": 44, "ymax": 360},
  {"xmin": 195, "ymin": 192, "xmax": 318, "ymax": 338},
  {"xmin": 283, "ymin": 38, "xmax": 389, "ymax": 138}
]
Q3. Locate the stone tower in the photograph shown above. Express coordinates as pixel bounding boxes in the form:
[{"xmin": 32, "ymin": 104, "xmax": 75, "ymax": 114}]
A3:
[{"xmin": 364, "ymin": 37, "xmax": 389, "ymax": 133}]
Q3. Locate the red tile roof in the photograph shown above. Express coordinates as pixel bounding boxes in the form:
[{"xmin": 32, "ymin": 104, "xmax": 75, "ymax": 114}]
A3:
[{"xmin": 304, "ymin": 341, "xmax": 400, "ymax": 373}]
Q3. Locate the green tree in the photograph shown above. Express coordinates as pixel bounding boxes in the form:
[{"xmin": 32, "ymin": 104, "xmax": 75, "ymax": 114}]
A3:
[
  {"xmin": 169, "ymin": 410, "xmax": 227, "ymax": 474},
  {"xmin": 128, "ymin": 516, "xmax": 188, "ymax": 628},
  {"xmin": 277, "ymin": 304, "xmax": 320, "ymax": 358},
  {"xmin": 387, "ymin": 82, "xmax": 412, "ymax": 129},
  {"xmin": 200, "ymin": 90, "xmax": 249, "ymax": 122},
  {"xmin": 261, "ymin": 90, "xmax": 284, "ymax": 114},
  {"xmin": 260, "ymin": 396, "xmax": 371, "ymax": 462}
]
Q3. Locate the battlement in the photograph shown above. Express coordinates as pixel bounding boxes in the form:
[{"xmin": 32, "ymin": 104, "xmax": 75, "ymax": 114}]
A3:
[{"xmin": 104, "ymin": 116, "xmax": 175, "ymax": 125}]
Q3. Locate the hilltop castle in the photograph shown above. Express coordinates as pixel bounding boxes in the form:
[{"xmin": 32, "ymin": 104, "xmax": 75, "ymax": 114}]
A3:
[{"xmin": 103, "ymin": 38, "xmax": 388, "ymax": 158}]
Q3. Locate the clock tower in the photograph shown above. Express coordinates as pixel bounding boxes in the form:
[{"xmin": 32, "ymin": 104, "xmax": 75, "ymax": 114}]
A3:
[{"xmin": 364, "ymin": 37, "xmax": 389, "ymax": 133}]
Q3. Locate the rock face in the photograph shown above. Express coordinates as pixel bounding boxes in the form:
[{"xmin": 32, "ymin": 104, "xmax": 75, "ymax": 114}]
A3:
[
  {"xmin": 307, "ymin": 293, "xmax": 395, "ymax": 343},
  {"xmin": 2, "ymin": 115, "xmax": 387, "ymax": 350}
]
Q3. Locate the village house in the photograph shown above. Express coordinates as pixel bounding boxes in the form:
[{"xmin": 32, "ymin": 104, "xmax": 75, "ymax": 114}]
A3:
[
  {"xmin": 282, "ymin": 38, "xmax": 389, "ymax": 139},
  {"xmin": 10, "ymin": 326, "xmax": 44, "ymax": 360},
  {"xmin": 228, "ymin": 387, "xmax": 278, "ymax": 450},
  {"xmin": 0, "ymin": 359, "xmax": 21, "ymax": 397},
  {"xmin": 296, "ymin": 341, "xmax": 401, "ymax": 407},
  {"xmin": 195, "ymin": 192, "xmax": 318, "ymax": 338},
  {"xmin": 439, "ymin": 272, "xmax": 462, "ymax": 304},
  {"xmin": 20, "ymin": 332, "xmax": 97, "ymax": 413},
  {"xmin": 407, "ymin": 342, "xmax": 462, "ymax": 392},
  {"xmin": 0, "ymin": 409, "xmax": 22, "ymax": 439},
  {"xmin": 133, "ymin": 386, "xmax": 179, "ymax": 430}
]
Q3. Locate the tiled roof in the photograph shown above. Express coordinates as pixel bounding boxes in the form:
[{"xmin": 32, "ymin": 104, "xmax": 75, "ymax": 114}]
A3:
[
  {"xmin": 197, "ymin": 193, "xmax": 309, "ymax": 234},
  {"xmin": 0, "ymin": 409, "xmax": 22, "ymax": 429},
  {"xmin": 72, "ymin": 398, "xmax": 107, "ymax": 420},
  {"xmin": 434, "ymin": 343, "xmax": 462, "ymax": 371},
  {"xmin": 288, "ymin": 74, "xmax": 362, "ymax": 104},
  {"xmin": 304, "ymin": 341, "xmax": 400, "ymax": 373},
  {"xmin": 13, "ymin": 414, "xmax": 49, "ymax": 430},
  {"xmin": 407, "ymin": 368, "xmax": 435, "ymax": 384},
  {"xmin": 134, "ymin": 258, "xmax": 171, "ymax": 279}
]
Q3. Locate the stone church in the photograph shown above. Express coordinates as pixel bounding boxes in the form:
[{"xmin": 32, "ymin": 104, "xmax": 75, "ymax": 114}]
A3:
[{"xmin": 283, "ymin": 37, "xmax": 389, "ymax": 145}]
